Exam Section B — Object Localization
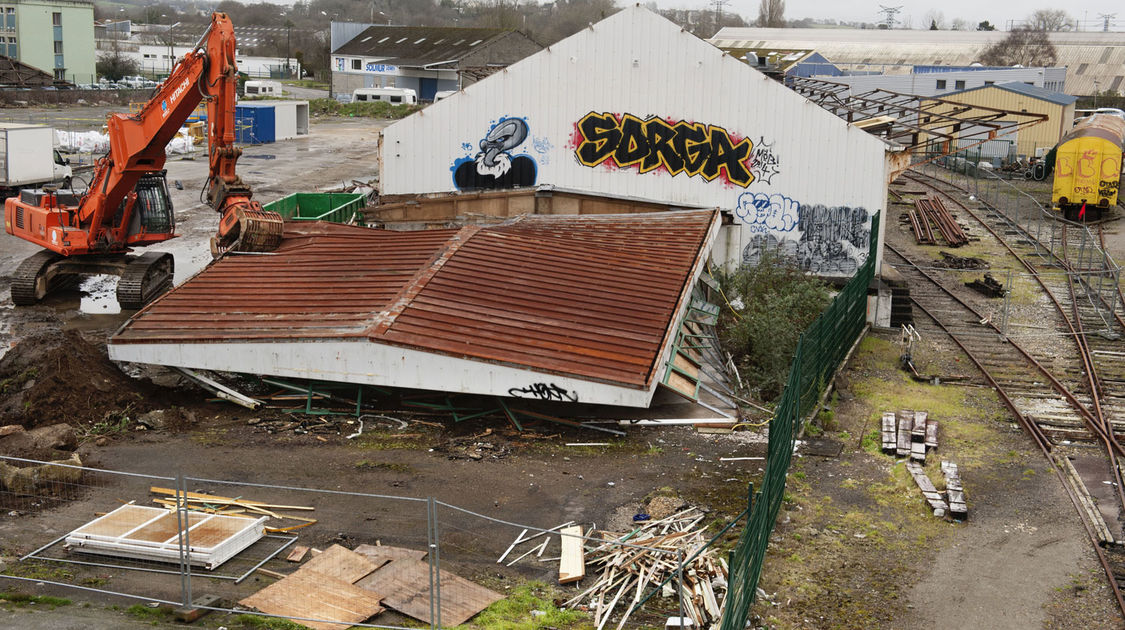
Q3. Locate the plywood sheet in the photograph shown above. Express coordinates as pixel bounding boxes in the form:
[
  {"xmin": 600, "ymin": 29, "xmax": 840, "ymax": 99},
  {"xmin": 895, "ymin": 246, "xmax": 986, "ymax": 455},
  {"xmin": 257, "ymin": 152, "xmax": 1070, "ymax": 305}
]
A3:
[
  {"xmin": 352, "ymin": 544, "xmax": 427, "ymax": 565},
  {"xmin": 355, "ymin": 558, "xmax": 502, "ymax": 626},
  {"xmin": 559, "ymin": 525, "xmax": 585, "ymax": 584},
  {"xmin": 241, "ymin": 569, "xmax": 384, "ymax": 630},
  {"xmin": 296, "ymin": 544, "xmax": 383, "ymax": 583},
  {"xmin": 73, "ymin": 505, "xmax": 161, "ymax": 538}
]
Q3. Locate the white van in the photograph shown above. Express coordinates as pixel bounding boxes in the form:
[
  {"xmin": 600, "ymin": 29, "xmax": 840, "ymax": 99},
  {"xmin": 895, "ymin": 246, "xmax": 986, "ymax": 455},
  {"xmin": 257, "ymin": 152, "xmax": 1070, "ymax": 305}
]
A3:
[
  {"xmin": 434, "ymin": 90, "xmax": 456, "ymax": 101},
  {"xmin": 244, "ymin": 80, "xmax": 282, "ymax": 97},
  {"xmin": 352, "ymin": 87, "xmax": 417, "ymax": 105}
]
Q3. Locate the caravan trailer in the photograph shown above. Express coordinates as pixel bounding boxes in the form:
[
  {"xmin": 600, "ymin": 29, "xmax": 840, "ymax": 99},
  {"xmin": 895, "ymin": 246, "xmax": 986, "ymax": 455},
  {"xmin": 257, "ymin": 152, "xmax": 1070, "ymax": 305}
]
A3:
[{"xmin": 351, "ymin": 87, "xmax": 417, "ymax": 105}]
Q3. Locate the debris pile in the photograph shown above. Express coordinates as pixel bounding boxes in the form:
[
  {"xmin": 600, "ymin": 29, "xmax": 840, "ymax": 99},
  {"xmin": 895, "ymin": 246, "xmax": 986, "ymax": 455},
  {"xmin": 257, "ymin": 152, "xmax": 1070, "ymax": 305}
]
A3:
[
  {"xmin": 0, "ymin": 330, "xmax": 158, "ymax": 429},
  {"xmin": 934, "ymin": 250, "xmax": 988, "ymax": 270},
  {"xmin": 560, "ymin": 508, "xmax": 728, "ymax": 629},
  {"xmin": 965, "ymin": 273, "xmax": 1005, "ymax": 298},
  {"xmin": 148, "ymin": 486, "xmax": 318, "ymax": 533},
  {"xmin": 907, "ymin": 197, "xmax": 969, "ymax": 247}
]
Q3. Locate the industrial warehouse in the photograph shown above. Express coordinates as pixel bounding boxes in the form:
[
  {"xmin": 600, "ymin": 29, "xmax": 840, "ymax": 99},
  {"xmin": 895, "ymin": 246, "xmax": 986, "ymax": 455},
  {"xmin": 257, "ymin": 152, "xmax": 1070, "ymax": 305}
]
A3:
[{"xmin": 1, "ymin": 2, "xmax": 1125, "ymax": 629}]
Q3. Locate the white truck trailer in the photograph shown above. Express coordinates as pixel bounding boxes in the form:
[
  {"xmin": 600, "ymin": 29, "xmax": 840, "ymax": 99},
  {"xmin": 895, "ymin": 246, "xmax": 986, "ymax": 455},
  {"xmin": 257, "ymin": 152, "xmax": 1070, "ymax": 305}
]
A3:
[{"xmin": 0, "ymin": 123, "xmax": 73, "ymax": 196}]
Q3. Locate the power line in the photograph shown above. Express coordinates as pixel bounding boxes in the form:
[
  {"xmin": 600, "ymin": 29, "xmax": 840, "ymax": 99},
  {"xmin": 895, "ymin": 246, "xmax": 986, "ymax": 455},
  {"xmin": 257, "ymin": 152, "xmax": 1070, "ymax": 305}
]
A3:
[{"xmin": 877, "ymin": 5, "xmax": 902, "ymax": 29}]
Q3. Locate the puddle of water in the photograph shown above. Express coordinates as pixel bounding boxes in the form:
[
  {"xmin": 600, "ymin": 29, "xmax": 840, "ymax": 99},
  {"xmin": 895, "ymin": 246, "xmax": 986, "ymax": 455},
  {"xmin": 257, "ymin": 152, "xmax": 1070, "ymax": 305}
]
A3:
[{"xmin": 79, "ymin": 274, "xmax": 121, "ymax": 315}]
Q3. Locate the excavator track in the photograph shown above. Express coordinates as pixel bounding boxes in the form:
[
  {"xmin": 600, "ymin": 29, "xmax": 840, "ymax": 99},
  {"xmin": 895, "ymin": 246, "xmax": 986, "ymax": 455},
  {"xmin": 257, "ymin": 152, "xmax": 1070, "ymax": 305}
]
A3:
[
  {"xmin": 116, "ymin": 251, "xmax": 174, "ymax": 310},
  {"xmin": 10, "ymin": 250, "xmax": 65, "ymax": 306}
]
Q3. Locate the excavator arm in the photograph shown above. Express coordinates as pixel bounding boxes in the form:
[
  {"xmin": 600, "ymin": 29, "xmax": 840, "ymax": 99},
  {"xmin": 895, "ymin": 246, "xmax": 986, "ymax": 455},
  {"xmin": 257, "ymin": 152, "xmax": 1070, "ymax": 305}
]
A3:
[{"xmin": 75, "ymin": 11, "xmax": 281, "ymax": 255}]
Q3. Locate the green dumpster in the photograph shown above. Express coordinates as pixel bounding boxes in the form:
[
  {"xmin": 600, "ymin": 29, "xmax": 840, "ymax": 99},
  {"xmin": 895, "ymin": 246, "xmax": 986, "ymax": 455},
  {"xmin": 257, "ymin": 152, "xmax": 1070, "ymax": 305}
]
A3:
[{"xmin": 261, "ymin": 192, "xmax": 366, "ymax": 224}]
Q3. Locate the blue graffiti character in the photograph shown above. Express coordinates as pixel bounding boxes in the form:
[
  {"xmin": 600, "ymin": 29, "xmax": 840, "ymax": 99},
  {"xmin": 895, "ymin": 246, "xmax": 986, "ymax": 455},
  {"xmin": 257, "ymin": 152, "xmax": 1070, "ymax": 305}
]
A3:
[{"xmin": 453, "ymin": 118, "xmax": 537, "ymax": 190}]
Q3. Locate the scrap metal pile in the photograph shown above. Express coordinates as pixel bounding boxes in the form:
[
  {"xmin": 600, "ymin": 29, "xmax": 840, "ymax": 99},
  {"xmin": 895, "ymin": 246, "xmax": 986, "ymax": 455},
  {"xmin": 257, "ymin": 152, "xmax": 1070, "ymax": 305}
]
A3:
[
  {"xmin": 907, "ymin": 196, "xmax": 969, "ymax": 247},
  {"xmin": 561, "ymin": 507, "xmax": 728, "ymax": 629}
]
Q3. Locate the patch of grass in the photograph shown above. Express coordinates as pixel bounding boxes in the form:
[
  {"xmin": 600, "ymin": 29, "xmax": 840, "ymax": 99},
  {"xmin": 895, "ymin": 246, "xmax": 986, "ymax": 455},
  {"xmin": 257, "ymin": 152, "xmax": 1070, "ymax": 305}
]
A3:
[
  {"xmin": 0, "ymin": 367, "xmax": 37, "ymax": 396},
  {"xmin": 125, "ymin": 603, "xmax": 171, "ymax": 620},
  {"xmin": 232, "ymin": 613, "xmax": 312, "ymax": 629},
  {"xmin": 308, "ymin": 98, "xmax": 420, "ymax": 119},
  {"xmin": 645, "ymin": 444, "xmax": 664, "ymax": 456},
  {"xmin": 1, "ymin": 561, "xmax": 73, "ymax": 582},
  {"xmin": 455, "ymin": 582, "xmax": 587, "ymax": 630},
  {"xmin": 0, "ymin": 592, "xmax": 71, "ymax": 609},
  {"xmin": 191, "ymin": 427, "xmax": 230, "ymax": 446},
  {"xmin": 354, "ymin": 460, "xmax": 413, "ymax": 473}
]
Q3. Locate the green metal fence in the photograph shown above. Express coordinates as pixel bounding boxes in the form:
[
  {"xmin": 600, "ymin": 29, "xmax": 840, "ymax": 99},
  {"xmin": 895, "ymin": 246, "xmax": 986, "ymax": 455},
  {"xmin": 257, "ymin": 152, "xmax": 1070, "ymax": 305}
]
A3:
[
  {"xmin": 720, "ymin": 211, "xmax": 880, "ymax": 629},
  {"xmin": 261, "ymin": 192, "xmax": 367, "ymax": 224}
]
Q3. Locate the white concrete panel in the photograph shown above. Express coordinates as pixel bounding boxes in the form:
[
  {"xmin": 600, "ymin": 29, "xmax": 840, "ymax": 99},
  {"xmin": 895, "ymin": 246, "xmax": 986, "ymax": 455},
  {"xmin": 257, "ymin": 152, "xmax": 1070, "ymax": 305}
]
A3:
[
  {"xmin": 380, "ymin": 6, "xmax": 888, "ymax": 277},
  {"xmin": 109, "ymin": 340, "xmax": 660, "ymax": 408}
]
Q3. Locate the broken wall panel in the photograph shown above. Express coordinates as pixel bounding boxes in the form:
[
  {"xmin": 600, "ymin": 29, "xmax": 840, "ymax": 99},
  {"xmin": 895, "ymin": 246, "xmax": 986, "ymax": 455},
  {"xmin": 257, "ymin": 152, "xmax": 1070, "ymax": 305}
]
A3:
[{"xmin": 64, "ymin": 504, "xmax": 266, "ymax": 570}]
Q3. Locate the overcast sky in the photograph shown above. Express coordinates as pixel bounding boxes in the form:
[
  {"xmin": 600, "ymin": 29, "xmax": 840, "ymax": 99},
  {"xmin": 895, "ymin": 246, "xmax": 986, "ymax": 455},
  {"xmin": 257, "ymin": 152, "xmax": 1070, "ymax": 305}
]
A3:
[{"xmin": 652, "ymin": 0, "xmax": 1124, "ymax": 31}]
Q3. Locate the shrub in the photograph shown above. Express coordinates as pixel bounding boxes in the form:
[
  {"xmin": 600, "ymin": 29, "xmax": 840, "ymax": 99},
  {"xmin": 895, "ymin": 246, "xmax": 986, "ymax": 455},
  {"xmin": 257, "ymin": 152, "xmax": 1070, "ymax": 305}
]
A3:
[{"xmin": 715, "ymin": 253, "xmax": 832, "ymax": 402}]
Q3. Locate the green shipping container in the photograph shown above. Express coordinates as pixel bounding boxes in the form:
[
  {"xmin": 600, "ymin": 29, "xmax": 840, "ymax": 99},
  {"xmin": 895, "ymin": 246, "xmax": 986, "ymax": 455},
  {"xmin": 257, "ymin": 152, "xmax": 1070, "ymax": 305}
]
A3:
[{"xmin": 262, "ymin": 192, "xmax": 367, "ymax": 225}]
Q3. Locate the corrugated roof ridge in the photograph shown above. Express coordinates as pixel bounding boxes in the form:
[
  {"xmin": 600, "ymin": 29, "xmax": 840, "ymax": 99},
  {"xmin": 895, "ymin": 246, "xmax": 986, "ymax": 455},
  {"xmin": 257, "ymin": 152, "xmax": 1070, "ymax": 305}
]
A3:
[{"xmin": 365, "ymin": 224, "xmax": 483, "ymax": 337}]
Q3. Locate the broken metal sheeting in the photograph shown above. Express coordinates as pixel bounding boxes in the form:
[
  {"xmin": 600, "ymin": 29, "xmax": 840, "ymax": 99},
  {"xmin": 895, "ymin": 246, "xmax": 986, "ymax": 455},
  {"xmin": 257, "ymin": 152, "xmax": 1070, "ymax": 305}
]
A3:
[{"xmin": 109, "ymin": 210, "xmax": 720, "ymax": 408}]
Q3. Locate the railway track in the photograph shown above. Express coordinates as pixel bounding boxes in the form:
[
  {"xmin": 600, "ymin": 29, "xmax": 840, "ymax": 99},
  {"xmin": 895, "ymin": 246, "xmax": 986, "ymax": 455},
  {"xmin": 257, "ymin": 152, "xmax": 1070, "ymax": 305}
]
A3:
[{"xmin": 891, "ymin": 170, "xmax": 1125, "ymax": 616}]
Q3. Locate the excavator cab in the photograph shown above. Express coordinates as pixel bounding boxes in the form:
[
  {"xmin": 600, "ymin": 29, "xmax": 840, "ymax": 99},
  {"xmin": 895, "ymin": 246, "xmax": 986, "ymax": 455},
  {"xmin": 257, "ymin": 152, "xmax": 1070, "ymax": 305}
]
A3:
[{"xmin": 118, "ymin": 170, "xmax": 175, "ymax": 242}]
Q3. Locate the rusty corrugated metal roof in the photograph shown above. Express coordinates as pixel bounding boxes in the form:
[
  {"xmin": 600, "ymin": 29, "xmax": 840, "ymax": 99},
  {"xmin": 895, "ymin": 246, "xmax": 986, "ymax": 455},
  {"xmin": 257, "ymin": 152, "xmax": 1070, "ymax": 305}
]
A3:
[{"xmin": 112, "ymin": 210, "xmax": 719, "ymax": 389}]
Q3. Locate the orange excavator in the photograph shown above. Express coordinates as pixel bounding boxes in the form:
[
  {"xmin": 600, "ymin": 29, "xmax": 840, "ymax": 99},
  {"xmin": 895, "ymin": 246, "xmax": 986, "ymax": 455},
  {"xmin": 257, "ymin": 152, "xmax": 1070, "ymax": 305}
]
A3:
[{"xmin": 3, "ymin": 12, "xmax": 283, "ymax": 308}]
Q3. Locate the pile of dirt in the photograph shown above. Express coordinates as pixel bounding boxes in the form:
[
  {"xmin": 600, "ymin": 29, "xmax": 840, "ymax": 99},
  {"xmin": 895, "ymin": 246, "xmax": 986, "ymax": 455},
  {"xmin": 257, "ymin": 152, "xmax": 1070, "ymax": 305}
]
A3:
[{"xmin": 0, "ymin": 329, "xmax": 156, "ymax": 428}]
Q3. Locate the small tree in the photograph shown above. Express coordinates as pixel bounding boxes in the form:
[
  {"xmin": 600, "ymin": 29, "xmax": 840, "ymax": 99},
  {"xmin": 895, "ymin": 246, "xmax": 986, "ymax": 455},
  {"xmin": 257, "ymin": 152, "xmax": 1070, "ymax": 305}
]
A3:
[
  {"xmin": 756, "ymin": 0, "xmax": 785, "ymax": 28},
  {"xmin": 977, "ymin": 20, "xmax": 996, "ymax": 31},
  {"xmin": 979, "ymin": 27, "xmax": 1057, "ymax": 67},
  {"xmin": 1028, "ymin": 9, "xmax": 1073, "ymax": 31},
  {"xmin": 96, "ymin": 41, "xmax": 139, "ymax": 81}
]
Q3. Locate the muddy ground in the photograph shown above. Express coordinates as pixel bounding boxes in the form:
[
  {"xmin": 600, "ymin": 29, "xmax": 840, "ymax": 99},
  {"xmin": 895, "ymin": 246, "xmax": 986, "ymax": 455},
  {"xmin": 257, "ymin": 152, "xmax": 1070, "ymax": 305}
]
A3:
[{"xmin": 1, "ymin": 110, "xmax": 1124, "ymax": 628}]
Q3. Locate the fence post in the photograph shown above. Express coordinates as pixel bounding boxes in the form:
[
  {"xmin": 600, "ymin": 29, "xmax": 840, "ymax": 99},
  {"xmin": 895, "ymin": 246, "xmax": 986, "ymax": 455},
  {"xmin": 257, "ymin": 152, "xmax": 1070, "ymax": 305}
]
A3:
[
  {"xmin": 676, "ymin": 548, "xmax": 685, "ymax": 626},
  {"xmin": 175, "ymin": 474, "xmax": 192, "ymax": 609},
  {"xmin": 426, "ymin": 498, "xmax": 435, "ymax": 630}
]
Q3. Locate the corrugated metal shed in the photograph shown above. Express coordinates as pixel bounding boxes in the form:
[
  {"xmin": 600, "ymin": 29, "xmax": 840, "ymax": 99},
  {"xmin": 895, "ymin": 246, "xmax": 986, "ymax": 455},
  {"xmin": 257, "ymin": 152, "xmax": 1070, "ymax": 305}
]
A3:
[
  {"xmin": 379, "ymin": 6, "xmax": 889, "ymax": 278},
  {"xmin": 710, "ymin": 27, "xmax": 1125, "ymax": 96},
  {"xmin": 333, "ymin": 25, "xmax": 512, "ymax": 67},
  {"xmin": 939, "ymin": 81, "xmax": 1079, "ymax": 106},
  {"xmin": 108, "ymin": 210, "xmax": 720, "ymax": 408},
  {"xmin": 935, "ymin": 83, "xmax": 1077, "ymax": 155}
]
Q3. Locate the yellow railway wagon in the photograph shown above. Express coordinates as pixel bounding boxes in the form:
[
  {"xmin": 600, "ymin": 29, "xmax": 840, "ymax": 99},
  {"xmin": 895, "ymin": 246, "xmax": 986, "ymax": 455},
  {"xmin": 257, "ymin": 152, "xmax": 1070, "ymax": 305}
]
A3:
[{"xmin": 1052, "ymin": 113, "xmax": 1125, "ymax": 221}]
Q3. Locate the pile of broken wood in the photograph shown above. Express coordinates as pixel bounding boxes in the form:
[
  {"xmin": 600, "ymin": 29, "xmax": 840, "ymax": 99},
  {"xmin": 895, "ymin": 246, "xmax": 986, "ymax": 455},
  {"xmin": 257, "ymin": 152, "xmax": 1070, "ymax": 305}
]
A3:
[
  {"xmin": 559, "ymin": 508, "xmax": 727, "ymax": 629},
  {"xmin": 907, "ymin": 196, "xmax": 969, "ymax": 247}
]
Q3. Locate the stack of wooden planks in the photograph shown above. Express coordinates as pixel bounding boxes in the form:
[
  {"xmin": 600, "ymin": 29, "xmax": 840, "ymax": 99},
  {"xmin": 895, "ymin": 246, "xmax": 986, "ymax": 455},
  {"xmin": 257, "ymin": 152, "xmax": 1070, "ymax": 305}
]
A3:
[
  {"xmin": 941, "ymin": 461, "xmax": 967, "ymax": 520},
  {"xmin": 886, "ymin": 410, "xmax": 938, "ymax": 463},
  {"xmin": 906, "ymin": 462, "xmax": 949, "ymax": 517},
  {"xmin": 560, "ymin": 508, "xmax": 727, "ymax": 630},
  {"xmin": 149, "ymin": 486, "xmax": 318, "ymax": 533}
]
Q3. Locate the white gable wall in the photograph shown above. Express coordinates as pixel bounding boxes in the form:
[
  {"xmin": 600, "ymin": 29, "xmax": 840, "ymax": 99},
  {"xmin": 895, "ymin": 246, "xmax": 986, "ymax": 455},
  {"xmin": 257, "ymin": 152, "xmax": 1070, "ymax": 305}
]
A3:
[{"xmin": 380, "ymin": 7, "xmax": 889, "ymax": 277}]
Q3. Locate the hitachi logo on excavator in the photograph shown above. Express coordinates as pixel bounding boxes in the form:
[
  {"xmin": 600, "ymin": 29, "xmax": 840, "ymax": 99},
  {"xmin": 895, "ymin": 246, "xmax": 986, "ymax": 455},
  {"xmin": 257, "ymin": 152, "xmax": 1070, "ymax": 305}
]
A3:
[{"xmin": 161, "ymin": 78, "xmax": 192, "ymax": 118}]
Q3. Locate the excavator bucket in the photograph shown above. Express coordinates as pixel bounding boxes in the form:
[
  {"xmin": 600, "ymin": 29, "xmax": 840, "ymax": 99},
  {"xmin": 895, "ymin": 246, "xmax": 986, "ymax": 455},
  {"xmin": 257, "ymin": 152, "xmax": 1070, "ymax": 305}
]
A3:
[
  {"xmin": 233, "ymin": 206, "xmax": 285, "ymax": 252},
  {"xmin": 211, "ymin": 201, "xmax": 284, "ymax": 257}
]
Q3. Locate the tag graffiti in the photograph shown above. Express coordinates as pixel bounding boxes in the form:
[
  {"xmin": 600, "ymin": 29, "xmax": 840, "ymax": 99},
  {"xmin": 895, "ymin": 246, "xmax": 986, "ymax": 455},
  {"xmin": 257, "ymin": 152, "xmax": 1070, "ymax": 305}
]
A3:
[
  {"xmin": 508, "ymin": 383, "xmax": 579, "ymax": 402},
  {"xmin": 573, "ymin": 112, "xmax": 756, "ymax": 187}
]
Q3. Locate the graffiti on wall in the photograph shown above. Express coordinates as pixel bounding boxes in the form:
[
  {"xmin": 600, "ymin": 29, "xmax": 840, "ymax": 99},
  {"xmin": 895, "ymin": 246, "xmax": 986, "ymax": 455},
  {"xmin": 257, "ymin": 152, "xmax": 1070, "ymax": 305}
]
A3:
[
  {"xmin": 748, "ymin": 137, "xmax": 781, "ymax": 185},
  {"xmin": 739, "ymin": 200, "xmax": 870, "ymax": 276},
  {"xmin": 452, "ymin": 117, "xmax": 538, "ymax": 190},
  {"xmin": 572, "ymin": 112, "xmax": 775, "ymax": 188},
  {"xmin": 735, "ymin": 192, "xmax": 800, "ymax": 233}
]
